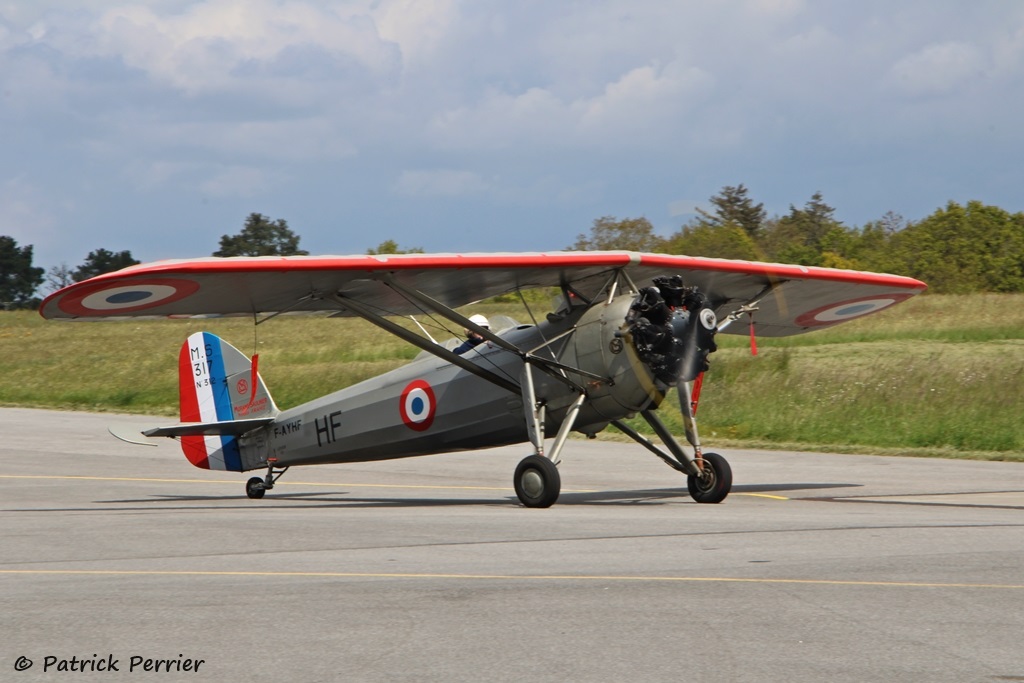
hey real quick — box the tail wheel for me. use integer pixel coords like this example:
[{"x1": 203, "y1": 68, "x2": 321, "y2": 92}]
[
  {"x1": 245, "y1": 476, "x2": 266, "y2": 499},
  {"x1": 514, "y1": 455, "x2": 561, "y2": 508},
  {"x1": 687, "y1": 452, "x2": 732, "y2": 504}
]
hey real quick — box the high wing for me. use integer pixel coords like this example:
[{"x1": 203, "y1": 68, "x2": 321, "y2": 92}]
[{"x1": 39, "y1": 251, "x2": 925, "y2": 336}]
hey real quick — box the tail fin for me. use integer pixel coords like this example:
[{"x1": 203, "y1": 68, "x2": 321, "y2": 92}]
[{"x1": 178, "y1": 331, "x2": 278, "y2": 471}]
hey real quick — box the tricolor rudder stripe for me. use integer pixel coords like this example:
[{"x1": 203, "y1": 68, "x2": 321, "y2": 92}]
[{"x1": 176, "y1": 331, "x2": 278, "y2": 471}]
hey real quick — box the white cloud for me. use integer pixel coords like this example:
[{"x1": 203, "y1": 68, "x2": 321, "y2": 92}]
[
  {"x1": 743, "y1": 0, "x2": 805, "y2": 16},
  {"x1": 3, "y1": 0, "x2": 1024, "y2": 263},
  {"x1": 373, "y1": 0, "x2": 459, "y2": 68},
  {"x1": 394, "y1": 169, "x2": 490, "y2": 198},
  {"x1": 123, "y1": 161, "x2": 201, "y2": 191},
  {"x1": 579, "y1": 62, "x2": 713, "y2": 139},
  {"x1": 886, "y1": 41, "x2": 988, "y2": 97},
  {"x1": 428, "y1": 58, "x2": 714, "y2": 151},
  {"x1": 429, "y1": 87, "x2": 566, "y2": 150},
  {"x1": 166, "y1": 118, "x2": 357, "y2": 162},
  {"x1": 991, "y1": 20, "x2": 1024, "y2": 77},
  {"x1": 81, "y1": 117, "x2": 358, "y2": 185},
  {"x1": 200, "y1": 165, "x2": 283, "y2": 198},
  {"x1": 0, "y1": 178, "x2": 61, "y2": 253},
  {"x1": 79, "y1": 0, "x2": 398, "y2": 95}
]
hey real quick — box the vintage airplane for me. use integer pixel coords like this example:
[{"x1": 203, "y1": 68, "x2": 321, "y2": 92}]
[{"x1": 40, "y1": 251, "x2": 926, "y2": 507}]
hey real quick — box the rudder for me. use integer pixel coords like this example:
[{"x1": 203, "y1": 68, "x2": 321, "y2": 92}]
[{"x1": 178, "y1": 331, "x2": 278, "y2": 471}]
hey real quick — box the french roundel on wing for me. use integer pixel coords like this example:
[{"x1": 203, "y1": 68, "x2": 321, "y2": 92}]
[
  {"x1": 58, "y1": 278, "x2": 201, "y2": 316},
  {"x1": 400, "y1": 380, "x2": 436, "y2": 431},
  {"x1": 794, "y1": 293, "x2": 916, "y2": 327}
]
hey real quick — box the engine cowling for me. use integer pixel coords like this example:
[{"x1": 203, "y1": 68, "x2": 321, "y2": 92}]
[{"x1": 560, "y1": 280, "x2": 718, "y2": 423}]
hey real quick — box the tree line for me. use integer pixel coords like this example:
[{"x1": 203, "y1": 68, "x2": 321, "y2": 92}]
[
  {"x1": 3, "y1": 192, "x2": 1023, "y2": 308},
  {"x1": 0, "y1": 213, "x2": 426, "y2": 309},
  {"x1": 572, "y1": 186, "x2": 1024, "y2": 294}
]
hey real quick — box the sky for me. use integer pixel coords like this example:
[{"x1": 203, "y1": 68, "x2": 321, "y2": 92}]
[{"x1": 2, "y1": 0, "x2": 1023, "y2": 273}]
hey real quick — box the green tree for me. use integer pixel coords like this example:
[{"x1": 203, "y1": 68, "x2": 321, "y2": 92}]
[
  {"x1": 570, "y1": 216, "x2": 666, "y2": 252},
  {"x1": 72, "y1": 248, "x2": 140, "y2": 282},
  {"x1": 367, "y1": 240, "x2": 424, "y2": 255},
  {"x1": 759, "y1": 192, "x2": 849, "y2": 266},
  {"x1": 0, "y1": 236, "x2": 44, "y2": 309},
  {"x1": 695, "y1": 184, "x2": 766, "y2": 239},
  {"x1": 892, "y1": 201, "x2": 1024, "y2": 293},
  {"x1": 845, "y1": 211, "x2": 909, "y2": 274},
  {"x1": 214, "y1": 213, "x2": 309, "y2": 257},
  {"x1": 664, "y1": 221, "x2": 760, "y2": 260}
]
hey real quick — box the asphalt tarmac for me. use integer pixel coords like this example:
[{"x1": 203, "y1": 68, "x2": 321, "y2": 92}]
[{"x1": 2, "y1": 407, "x2": 1023, "y2": 682}]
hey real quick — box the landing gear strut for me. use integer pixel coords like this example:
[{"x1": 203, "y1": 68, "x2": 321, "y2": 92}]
[
  {"x1": 244, "y1": 460, "x2": 288, "y2": 500},
  {"x1": 513, "y1": 364, "x2": 586, "y2": 508},
  {"x1": 610, "y1": 401, "x2": 733, "y2": 504}
]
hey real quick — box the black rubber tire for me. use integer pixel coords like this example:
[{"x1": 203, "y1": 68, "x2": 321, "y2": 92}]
[
  {"x1": 514, "y1": 455, "x2": 561, "y2": 508},
  {"x1": 687, "y1": 452, "x2": 732, "y2": 504},
  {"x1": 245, "y1": 476, "x2": 267, "y2": 499}
]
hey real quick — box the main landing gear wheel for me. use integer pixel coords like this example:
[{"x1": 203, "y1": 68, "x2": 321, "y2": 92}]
[
  {"x1": 514, "y1": 455, "x2": 561, "y2": 508},
  {"x1": 687, "y1": 452, "x2": 732, "y2": 504},
  {"x1": 245, "y1": 476, "x2": 266, "y2": 500}
]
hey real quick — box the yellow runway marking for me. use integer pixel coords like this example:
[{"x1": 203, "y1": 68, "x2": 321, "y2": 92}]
[{"x1": 0, "y1": 569, "x2": 1018, "y2": 589}]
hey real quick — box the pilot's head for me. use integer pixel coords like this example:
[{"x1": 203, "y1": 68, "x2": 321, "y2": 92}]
[{"x1": 466, "y1": 314, "x2": 490, "y2": 339}]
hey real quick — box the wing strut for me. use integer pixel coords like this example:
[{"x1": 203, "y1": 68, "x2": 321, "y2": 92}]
[
  {"x1": 382, "y1": 275, "x2": 526, "y2": 355},
  {"x1": 330, "y1": 292, "x2": 521, "y2": 395},
  {"x1": 380, "y1": 276, "x2": 609, "y2": 391}
]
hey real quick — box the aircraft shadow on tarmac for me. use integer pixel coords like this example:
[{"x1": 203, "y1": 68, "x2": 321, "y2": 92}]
[
  {"x1": 85, "y1": 482, "x2": 862, "y2": 510},
  {"x1": 733, "y1": 483, "x2": 862, "y2": 493},
  {"x1": 545, "y1": 482, "x2": 862, "y2": 505}
]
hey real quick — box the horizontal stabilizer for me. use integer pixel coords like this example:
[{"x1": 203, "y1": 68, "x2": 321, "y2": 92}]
[{"x1": 142, "y1": 417, "x2": 275, "y2": 438}]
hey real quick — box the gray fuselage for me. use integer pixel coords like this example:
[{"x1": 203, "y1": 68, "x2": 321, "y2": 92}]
[{"x1": 237, "y1": 295, "x2": 664, "y2": 471}]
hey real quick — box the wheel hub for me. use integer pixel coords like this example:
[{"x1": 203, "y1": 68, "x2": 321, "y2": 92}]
[
  {"x1": 521, "y1": 469, "x2": 544, "y2": 498},
  {"x1": 695, "y1": 468, "x2": 716, "y2": 492}
]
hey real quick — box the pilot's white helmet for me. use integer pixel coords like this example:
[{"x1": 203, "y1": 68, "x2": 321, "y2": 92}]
[{"x1": 469, "y1": 314, "x2": 489, "y2": 329}]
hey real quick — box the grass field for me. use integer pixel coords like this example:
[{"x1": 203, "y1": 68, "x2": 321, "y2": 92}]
[{"x1": 3, "y1": 293, "x2": 1022, "y2": 460}]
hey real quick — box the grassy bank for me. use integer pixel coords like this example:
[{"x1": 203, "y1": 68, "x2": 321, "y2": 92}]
[{"x1": 3, "y1": 294, "x2": 1022, "y2": 460}]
